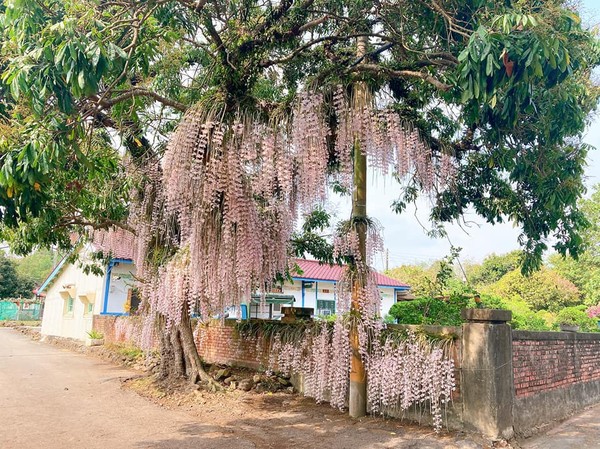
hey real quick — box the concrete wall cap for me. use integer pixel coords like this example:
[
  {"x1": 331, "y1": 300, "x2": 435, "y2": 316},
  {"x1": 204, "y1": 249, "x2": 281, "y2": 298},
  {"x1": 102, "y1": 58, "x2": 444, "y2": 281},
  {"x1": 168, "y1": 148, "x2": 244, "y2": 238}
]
[{"x1": 461, "y1": 308, "x2": 512, "y2": 323}]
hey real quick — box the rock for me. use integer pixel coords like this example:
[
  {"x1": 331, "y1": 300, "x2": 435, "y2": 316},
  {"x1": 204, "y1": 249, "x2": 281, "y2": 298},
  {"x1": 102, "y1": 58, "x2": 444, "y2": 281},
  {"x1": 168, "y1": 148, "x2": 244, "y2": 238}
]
[
  {"x1": 253, "y1": 374, "x2": 262, "y2": 383},
  {"x1": 286, "y1": 386, "x2": 294, "y2": 394},
  {"x1": 276, "y1": 376, "x2": 290, "y2": 386},
  {"x1": 255, "y1": 383, "x2": 268, "y2": 393},
  {"x1": 214, "y1": 368, "x2": 230, "y2": 380},
  {"x1": 237, "y1": 378, "x2": 254, "y2": 391},
  {"x1": 223, "y1": 376, "x2": 235, "y2": 385}
]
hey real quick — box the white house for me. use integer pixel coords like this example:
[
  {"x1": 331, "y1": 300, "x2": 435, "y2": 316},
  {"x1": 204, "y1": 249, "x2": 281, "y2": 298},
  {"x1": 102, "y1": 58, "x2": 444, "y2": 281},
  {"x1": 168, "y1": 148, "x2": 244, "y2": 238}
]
[
  {"x1": 244, "y1": 259, "x2": 410, "y2": 319},
  {"x1": 281, "y1": 258, "x2": 409, "y2": 317},
  {"x1": 39, "y1": 248, "x2": 409, "y2": 339},
  {"x1": 38, "y1": 243, "x2": 136, "y2": 341}
]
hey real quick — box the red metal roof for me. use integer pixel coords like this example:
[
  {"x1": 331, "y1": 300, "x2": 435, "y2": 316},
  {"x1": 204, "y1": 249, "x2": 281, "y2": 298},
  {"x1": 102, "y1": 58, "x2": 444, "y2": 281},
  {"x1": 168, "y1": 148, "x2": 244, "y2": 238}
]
[{"x1": 293, "y1": 259, "x2": 409, "y2": 288}]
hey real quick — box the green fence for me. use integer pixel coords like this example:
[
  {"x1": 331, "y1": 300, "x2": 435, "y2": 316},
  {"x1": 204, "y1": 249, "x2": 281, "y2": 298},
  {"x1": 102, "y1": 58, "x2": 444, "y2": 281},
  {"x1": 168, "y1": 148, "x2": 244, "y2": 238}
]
[{"x1": 0, "y1": 301, "x2": 41, "y2": 321}]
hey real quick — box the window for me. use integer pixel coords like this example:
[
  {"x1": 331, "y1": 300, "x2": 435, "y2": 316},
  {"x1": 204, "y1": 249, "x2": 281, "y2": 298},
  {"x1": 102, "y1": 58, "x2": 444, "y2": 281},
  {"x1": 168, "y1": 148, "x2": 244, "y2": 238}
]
[
  {"x1": 250, "y1": 303, "x2": 273, "y2": 319},
  {"x1": 64, "y1": 297, "x2": 74, "y2": 315},
  {"x1": 86, "y1": 302, "x2": 94, "y2": 315},
  {"x1": 316, "y1": 300, "x2": 335, "y2": 316}
]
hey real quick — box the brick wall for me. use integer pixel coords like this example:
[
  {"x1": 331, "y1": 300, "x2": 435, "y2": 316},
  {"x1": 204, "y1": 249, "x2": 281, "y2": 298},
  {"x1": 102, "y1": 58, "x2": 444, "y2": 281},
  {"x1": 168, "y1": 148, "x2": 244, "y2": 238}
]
[
  {"x1": 93, "y1": 315, "x2": 126, "y2": 343},
  {"x1": 92, "y1": 314, "x2": 145, "y2": 346},
  {"x1": 195, "y1": 320, "x2": 269, "y2": 370},
  {"x1": 513, "y1": 331, "x2": 600, "y2": 398},
  {"x1": 512, "y1": 331, "x2": 600, "y2": 436},
  {"x1": 91, "y1": 313, "x2": 600, "y2": 439}
]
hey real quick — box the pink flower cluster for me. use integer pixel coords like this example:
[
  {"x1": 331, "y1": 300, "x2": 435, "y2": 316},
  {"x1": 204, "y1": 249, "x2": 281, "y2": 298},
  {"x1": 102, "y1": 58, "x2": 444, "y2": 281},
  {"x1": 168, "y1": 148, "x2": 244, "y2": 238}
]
[
  {"x1": 263, "y1": 318, "x2": 351, "y2": 410},
  {"x1": 257, "y1": 320, "x2": 455, "y2": 431},
  {"x1": 326, "y1": 87, "x2": 457, "y2": 194},
  {"x1": 365, "y1": 331, "x2": 455, "y2": 431},
  {"x1": 587, "y1": 305, "x2": 600, "y2": 319}
]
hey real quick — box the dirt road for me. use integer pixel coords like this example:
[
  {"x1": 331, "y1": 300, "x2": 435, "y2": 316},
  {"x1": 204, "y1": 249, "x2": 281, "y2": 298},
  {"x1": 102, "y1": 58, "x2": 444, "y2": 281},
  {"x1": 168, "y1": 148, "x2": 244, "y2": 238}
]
[{"x1": 1, "y1": 327, "x2": 491, "y2": 449}]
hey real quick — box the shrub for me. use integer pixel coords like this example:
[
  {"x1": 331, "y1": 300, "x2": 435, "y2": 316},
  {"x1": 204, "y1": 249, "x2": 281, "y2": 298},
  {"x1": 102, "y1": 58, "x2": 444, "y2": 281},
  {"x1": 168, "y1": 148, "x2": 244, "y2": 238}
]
[
  {"x1": 555, "y1": 306, "x2": 599, "y2": 332},
  {"x1": 389, "y1": 294, "x2": 469, "y2": 326}
]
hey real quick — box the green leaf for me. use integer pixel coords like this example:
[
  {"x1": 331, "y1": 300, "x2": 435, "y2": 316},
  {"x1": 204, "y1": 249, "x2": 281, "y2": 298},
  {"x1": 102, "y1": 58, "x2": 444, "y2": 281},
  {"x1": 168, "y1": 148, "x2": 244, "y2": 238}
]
[{"x1": 78, "y1": 70, "x2": 85, "y2": 90}]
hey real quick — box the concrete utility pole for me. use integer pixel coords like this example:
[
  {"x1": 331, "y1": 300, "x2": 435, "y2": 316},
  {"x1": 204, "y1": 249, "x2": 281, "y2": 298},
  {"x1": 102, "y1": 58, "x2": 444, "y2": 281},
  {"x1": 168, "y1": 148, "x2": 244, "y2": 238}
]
[{"x1": 349, "y1": 35, "x2": 368, "y2": 419}]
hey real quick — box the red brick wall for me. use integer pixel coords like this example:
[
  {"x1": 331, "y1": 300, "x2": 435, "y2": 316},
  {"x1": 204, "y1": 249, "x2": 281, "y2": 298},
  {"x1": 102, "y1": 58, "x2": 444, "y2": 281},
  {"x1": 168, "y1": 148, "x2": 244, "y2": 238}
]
[
  {"x1": 513, "y1": 332, "x2": 600, "y2": 398},
  {"x1": 195, "y1": 320, "x2": 270, "y2": 370},
  {"x1": 92, "y1": 314, "x2": 144, "y2": 346},
  {"x1": 93, "y1": 315, "x2": 127, "y2": 344}
]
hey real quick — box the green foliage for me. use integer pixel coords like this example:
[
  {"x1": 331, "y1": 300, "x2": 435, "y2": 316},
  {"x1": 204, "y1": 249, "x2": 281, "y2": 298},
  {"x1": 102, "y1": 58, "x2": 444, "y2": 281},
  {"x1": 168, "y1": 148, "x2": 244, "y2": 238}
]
[
  {"x1": 86, "y1": 330, "x2": 103, "y2": 339},
  {"x1": 389, "y1": 294, "x2": 470, "y2": 326},
  {"x1": 0, "y1": 252, "x2": 35, "y2": 299},
  {"x1": 290, "y1": 208, "x2": 337, "y2": 264},
  {"x1": 555, "y1": 306, "x2": 598, "y2": 332},
  {"x1": 12, "y1": 249, "x2": 55, "y2": 284},
  {"x1": 0, "y1": 0, "x2": 596, "y2": 279},
  {"x1": 466, "y1": 251, "x2": 522, "y2": 286},
  {"x1": 113, "y1": 344, "x2": 143, "y2": 360},
  {"x1": 485, "y1": 267, "x2": 581, "y2": 311},
  {"x1": 549, "y1": 185, "x2": 600, "y2": 306},
  {"x1": 386, "y1": 248, "x2": 469, "y2": 298},
  {"x1": 386, "y1": 264, "x2": 437, "y2": 298},
  {"x1": 511, "y1": 309, "x2": 552, "y2": 331}
]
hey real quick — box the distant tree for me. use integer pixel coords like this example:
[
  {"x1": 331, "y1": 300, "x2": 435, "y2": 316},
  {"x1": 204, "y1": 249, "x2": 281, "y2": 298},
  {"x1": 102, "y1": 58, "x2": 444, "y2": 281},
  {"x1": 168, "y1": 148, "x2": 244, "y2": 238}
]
[
  {"x1": 386, "y1": 264, "x2": 437, "y2": 298},
  {"x1": 466, "y1": 251, "x2": 522, "y2": 286},
  {"x1": 12, "y1": 249, "x2": 55, "y2": 285},
  {"x1": 549, "y1": 185, "x2": 600, "y2": 305},
  {"x1": 485, "y1": 267, "x2": 581, "y2": 311},
  {"x1": 0, "y1": 253, "x2": 35, "y2": 299},
  {"x1": 387, "y1": 248, "x2": 468, "y2": 297}
]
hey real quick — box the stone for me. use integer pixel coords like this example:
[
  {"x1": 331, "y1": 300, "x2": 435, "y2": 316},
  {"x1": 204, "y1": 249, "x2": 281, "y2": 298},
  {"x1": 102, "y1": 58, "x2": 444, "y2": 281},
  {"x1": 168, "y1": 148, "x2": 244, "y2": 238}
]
[
  {"x1": 253, "y1": 374, "x2": 262, "y2": 383},
  {"x1": 276, "y1": 376, "x2": 290, "y2": 386},
  {"x1": 237, "y1": 378, "x2": 254, "y2": 391},
  {"x1": 214, "y1": 368, "x2": 230, "y2": 380},
  {"x1": 461, "y1": 308, "x2": 512, "y2": 323},
  {"x1": 223, "y1": 376, "x2": 235, "y2": 385}
]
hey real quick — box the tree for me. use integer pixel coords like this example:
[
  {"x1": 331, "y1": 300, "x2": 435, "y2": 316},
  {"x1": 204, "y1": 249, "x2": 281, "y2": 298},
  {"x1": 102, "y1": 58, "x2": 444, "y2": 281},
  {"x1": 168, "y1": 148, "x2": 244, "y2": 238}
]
[
  {"x1": 0, "y1": 0, "x2": 598, "y2": 418},
  {"x1": 484, "y1": 267, "x2": 581, "y2": 311},
  {"x1": 0, "y1": 253, "x2": 35, "y2": 299},
  {"x1": 549, "y1": 184, "x2": 600, "y2": 305},
  {"x1": 466, "y1": 251, "x2": 522, "y2": 286},
  {"x1": 12, "y1": 249, "x2": 55, "y2": 285}
]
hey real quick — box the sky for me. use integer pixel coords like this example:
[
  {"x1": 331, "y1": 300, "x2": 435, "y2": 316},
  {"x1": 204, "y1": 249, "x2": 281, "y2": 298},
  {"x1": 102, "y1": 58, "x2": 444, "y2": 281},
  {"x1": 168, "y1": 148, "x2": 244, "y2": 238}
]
[{"x1": 332, "y1": 0, "x2": 600, "y2": 271}]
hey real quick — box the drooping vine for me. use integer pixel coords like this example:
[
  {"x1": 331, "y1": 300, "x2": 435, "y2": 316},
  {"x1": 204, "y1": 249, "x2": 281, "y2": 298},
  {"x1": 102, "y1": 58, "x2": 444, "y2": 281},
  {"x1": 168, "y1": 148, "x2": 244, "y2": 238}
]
[{"x1": 94, "y1": 86, "x2": 458, "y2": 418}]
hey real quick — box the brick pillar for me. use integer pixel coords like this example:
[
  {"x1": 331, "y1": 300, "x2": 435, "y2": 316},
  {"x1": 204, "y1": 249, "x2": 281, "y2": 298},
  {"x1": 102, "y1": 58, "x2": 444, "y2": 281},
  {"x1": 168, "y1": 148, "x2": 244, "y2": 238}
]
[{"x1": 461, "y1": 308, "x2": 514, "y2": 440}]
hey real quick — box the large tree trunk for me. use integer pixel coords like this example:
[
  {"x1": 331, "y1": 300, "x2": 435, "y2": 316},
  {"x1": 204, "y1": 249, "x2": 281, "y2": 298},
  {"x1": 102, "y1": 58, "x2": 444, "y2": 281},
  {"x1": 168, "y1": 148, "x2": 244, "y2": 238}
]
[{"x1": 157, "y1": 306, "x2": 218, "y2": 387}]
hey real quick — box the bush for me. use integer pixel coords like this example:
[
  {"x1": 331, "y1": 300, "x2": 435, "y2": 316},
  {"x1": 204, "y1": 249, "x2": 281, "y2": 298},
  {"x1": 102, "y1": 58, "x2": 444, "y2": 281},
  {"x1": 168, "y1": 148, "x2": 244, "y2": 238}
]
[
  {"x1": 389, "y1": 294, "x2": 469, "y2": 326},
  {"x1": 511, "y1": 310, "x2": 551, "y2": 330},
  {"x1": 555, "y1": 306, "x2": 599, "y2": 332}
]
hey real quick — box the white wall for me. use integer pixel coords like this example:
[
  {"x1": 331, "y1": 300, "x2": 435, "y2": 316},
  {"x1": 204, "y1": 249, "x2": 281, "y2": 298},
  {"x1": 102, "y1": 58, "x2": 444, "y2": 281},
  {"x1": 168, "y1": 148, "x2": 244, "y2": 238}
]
[
  {"x1": 380, "y1": 287, "x2": 396, "y2": 317},
  {"x1": 41, "y1": 248, "x2": 137, "y2": 341},
  {"x1": 41, "y1": 256, "x2": 105, "y2": 341},
  {"x1": 281, "y1": 279, "x2": 401, "y2": 318},
  {"x1": 103, "y1": 262, "x2": 136, "y2": 314}
]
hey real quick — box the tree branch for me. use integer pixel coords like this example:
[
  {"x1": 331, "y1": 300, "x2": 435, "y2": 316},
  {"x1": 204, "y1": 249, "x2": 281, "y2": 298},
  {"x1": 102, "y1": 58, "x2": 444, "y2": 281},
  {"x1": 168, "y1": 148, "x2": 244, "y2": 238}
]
[
  {"x1": 354, "y1": 64, "x2": 453, "y2": 91},
  {"x1": 102, "y1": 88, "x2": 187, "y2": 112}
]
